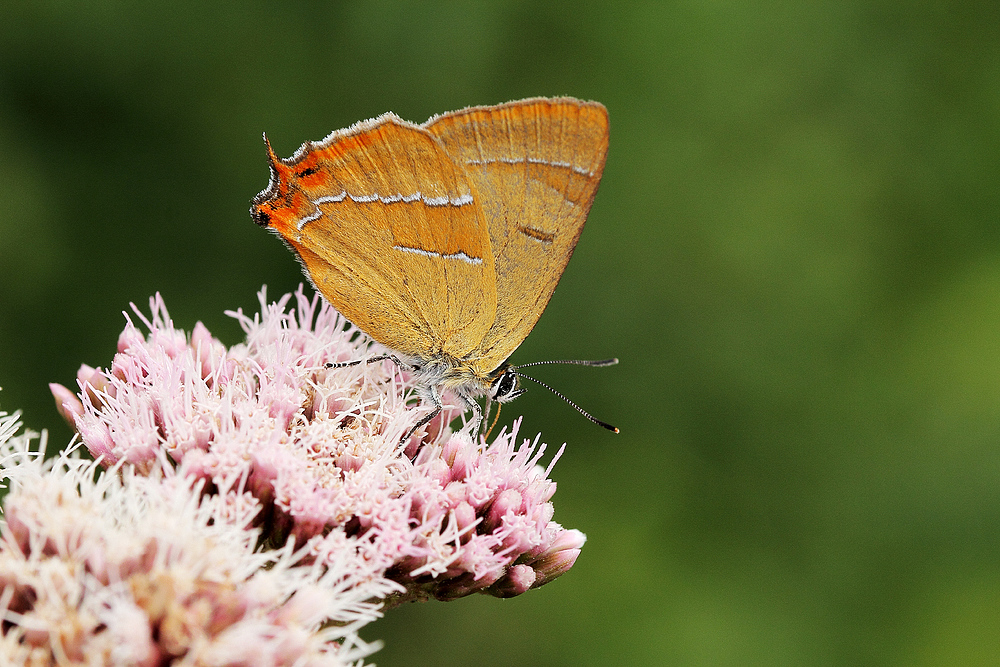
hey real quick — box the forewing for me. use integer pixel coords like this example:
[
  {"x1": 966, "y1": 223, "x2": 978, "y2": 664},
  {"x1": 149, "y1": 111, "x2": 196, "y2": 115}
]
[
  {"x1": 251, "y1": 115, "x2": 498, "y2": 359},
  {"x1": 424, "y1": 97, "x2": 609, "y2": 371}
]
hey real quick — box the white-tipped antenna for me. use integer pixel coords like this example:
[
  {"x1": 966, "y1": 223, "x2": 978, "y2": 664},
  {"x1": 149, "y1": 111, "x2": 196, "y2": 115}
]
[{"x1": 513, "y1": 358, "x2": 619, "y2": 433}]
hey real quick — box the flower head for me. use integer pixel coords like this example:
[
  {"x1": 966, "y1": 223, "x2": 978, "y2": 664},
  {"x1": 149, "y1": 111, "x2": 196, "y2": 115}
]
[
  {"x1": 0, "y1": 406, "x2": 390, "y2": 666},
  {"x1": 53, "y1": 287, "x2": 585, "y2": 604}
]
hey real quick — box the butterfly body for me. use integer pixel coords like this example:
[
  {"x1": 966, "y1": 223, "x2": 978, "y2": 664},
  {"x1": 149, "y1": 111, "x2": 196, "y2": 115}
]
[{"x1": 251, "y1": 97, "x2": 609, "y2": 439}]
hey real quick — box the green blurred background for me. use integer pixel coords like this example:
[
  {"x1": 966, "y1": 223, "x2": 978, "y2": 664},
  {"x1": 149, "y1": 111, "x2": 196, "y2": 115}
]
[{"x1": 2, "y1": 1, "x2": 999, "y2": 664}]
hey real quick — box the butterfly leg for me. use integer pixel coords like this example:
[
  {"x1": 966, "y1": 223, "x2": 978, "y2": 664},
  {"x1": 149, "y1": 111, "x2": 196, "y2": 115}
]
[
  {"x1": 327, "y1": 354, "x2": 415, "y2": 371},
  {"x1": 456, "y1": 393, "x2": 484, "y2": 440},
  {"x1": 400, "y1": 384, "x2": 443, "y2": 445}
]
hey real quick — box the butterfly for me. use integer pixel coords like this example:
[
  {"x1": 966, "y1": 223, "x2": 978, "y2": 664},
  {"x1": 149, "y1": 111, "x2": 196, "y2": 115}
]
[{"x1": 250, "y1": 97, "x2": 616, "y2": 442}]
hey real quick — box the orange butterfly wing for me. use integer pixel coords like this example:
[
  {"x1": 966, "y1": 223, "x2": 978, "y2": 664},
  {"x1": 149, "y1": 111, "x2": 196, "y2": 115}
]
[
  {"x1": 251, "y1": 115, "x2": 498, "y2": 360},
  {"x1": 424, "y1": 98, "x2": 609, "y2": 373}
]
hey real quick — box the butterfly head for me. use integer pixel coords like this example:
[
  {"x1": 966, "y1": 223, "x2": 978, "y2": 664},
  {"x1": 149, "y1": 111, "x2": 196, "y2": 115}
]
[
  {"x1": 488, "y1": 359, "x2": 621, "y2": 434},
  {"x1": 488, "y1": 364, "x2": 526, "y2": 404}
]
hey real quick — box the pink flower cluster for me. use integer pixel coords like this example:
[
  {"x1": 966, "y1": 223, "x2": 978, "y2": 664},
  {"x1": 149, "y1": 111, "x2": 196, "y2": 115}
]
[
  {"x1": 0, "y1": 410, "x2": 389, "y2": 666},
  {"x1": 51, "y1": 287, "x2": 585, "y2": 605}
]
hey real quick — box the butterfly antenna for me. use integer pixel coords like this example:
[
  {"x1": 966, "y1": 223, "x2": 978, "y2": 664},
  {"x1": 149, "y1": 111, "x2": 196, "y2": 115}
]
[
  {"x1": 514, "y1": 358, "x2": 619, "y2": 370},
  {"x1": 513, "y1": 371, "x2": 619, "y2": 433}
]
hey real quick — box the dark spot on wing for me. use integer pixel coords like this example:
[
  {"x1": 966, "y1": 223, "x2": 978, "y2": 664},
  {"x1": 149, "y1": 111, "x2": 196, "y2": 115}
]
[{"x1": 518, "y1": 225, "x2": 555, "y2": 243}]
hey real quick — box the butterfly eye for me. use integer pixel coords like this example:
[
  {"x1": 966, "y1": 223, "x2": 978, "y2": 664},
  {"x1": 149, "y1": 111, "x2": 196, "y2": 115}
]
[{"x1": 490, "y1": 369, "x2": 524, "y2": 403}]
